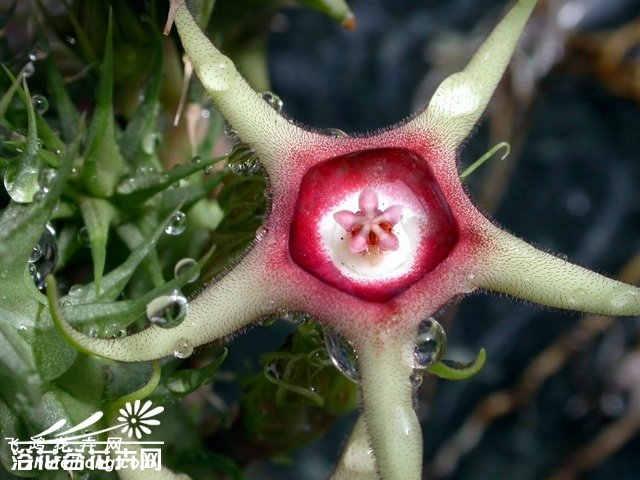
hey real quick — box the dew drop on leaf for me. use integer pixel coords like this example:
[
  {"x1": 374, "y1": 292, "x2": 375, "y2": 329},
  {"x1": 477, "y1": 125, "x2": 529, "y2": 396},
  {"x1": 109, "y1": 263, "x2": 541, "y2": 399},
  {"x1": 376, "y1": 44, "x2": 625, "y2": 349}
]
[
  {"x1": 174, "y1": 258, "x2": 200, "y2": 283},
  {"x1": 77, "y1": 227, "x2": 90, "y2": 247},
  {"x1": 324, "y1": 329, "x2": 359, "y2": 382},
  {"x1": 23, "y1": 62, "x2": 35, "y2": 78},
  {"x1": 31, "y1": 94, "x2": 49, "y2": 115},
  {"x1": 141, "y1": 132, "x2": 160, "y2": 155},
  {"x1": 165, "y1": 211, "x2": 187, "y2": 235},
  {"x1": 146, "y1": 292, "x2": 188, "y2": 328},
  {"x1": 227, "y1": 144, "x2": 260, "y2": 176},
  {"x1": 28, "y1": 223, "x2": 57, "y2": 290},
  {"x1": 413, "y1": 318, "x2": 447, "y2": 369},
  {"x1": 38, "y1": 168, "x2": 56, "y2": 194}
]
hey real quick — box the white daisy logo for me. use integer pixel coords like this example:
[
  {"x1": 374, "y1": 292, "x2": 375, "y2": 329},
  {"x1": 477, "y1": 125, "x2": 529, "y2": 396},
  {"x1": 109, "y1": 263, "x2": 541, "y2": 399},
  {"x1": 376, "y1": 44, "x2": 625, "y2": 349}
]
[{"x1": 116, "y1": 399, "x2": 164, "y2": 439}]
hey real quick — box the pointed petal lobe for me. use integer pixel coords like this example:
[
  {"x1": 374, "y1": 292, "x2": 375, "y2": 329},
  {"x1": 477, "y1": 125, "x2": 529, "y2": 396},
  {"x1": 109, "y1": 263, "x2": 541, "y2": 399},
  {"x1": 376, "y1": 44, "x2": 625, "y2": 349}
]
[
  {"x1": 407, "y1": 0, "x2": 537, "y2": 148},
  {"x1": 476, "y1": 227, "x2": 640, "y2": 316}
]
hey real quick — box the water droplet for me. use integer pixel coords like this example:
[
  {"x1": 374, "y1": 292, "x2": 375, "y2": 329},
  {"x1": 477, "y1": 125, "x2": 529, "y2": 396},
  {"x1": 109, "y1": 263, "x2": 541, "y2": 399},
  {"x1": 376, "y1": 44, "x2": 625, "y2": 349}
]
[
  {"x1": 31, "y1": 94, "x2": 49, "y2": 115},
  {"x1": 174, "y1": 258, "x2": 199, "y2": 283},
  {"x1": 146, "y1": 292, "x2": 188, "y2": 328},
  {"x1": 324, "y1": 128, "x2": 349, "y2": 138},
  {"x1": 165, "y1": 211, "x2": 187, "y2": 235},
  {"x1": 142, "y1": 132, "x2": 160, "y2": 155},
  {"x1": 255, "y1": 226, "x2": 269, "y2": 241},
  {"x1": 227, "y1": 144, "x2": 260, "y2": 175},
  {"x1": 68, "y1": 284, "x2": 85, "y2": 297},
  {"x1": 4, "y1": 156, "x2": 40, "y2": 203},
  {"x1": 224, "y1": 122, "x2": 238, "y2": 139},
  {"x1": 28, "y1": 43, "x2": 48, "y2": 62},
  {"x1": 261, "y1": 91, "x2": 283, "y2": 113},
  {"x1": 173, "y1": 338, "x2": 193, "y2": 359},
  {"x1": 87, "y1": 327, "x2": 99, "y2": 338},
  {"x1": 23, "y1": 62, "x2": 35, "y2": 78},
  {"x1": 414, "y1": 318, "x2": 447, "y2": 369},
  {"x1": 77, "y1": 227, "x2": 91, "y2": 247},
  {"x1": 19, "y1": 325, "x2": 28, "y2": 331},
  {"x1": 66, "y1": 36, "x2": 77, "y2": 45},
  {"x1": 204, "y1": 165, "x2": 213, "y2": 175},
  {"x1": 29, "y1": 243, "x2": 43, "y2": 263},
  {"x1": 38, "y1": 168, "x2": 56, "y2": 194},
  {"x1": 324, "y1": 329, "x2": 359, "y2": 382},
  {"x1": 206, "y1": 57, "x2": 236, "y2": 91},
  {"x1": 410, "y1": 373, "x2": 423, "y2": 388},
  {"x1": 28, "y1": 224, "x2": 57, "y2": 290},
  {"x1": 112, "y1": 329, "x2": 126, "y2": 339},
  {"x1": 201, "y1": 109, "x2": 211, "y2": 119}
]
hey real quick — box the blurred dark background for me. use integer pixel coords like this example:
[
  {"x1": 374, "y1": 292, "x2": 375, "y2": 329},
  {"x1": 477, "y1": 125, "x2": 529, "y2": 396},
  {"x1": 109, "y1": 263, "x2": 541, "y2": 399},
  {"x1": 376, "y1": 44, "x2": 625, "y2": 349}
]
[{"x1": 243, "y1": 0, "x2": 640, "y2": 478}]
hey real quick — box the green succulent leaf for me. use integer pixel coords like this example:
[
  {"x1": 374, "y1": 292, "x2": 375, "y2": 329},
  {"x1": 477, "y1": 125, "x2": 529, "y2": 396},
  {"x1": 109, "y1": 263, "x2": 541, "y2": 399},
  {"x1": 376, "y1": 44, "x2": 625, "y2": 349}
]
[
  {"x1": 80, "y1": 10, "x2": 126, "y2": 197},
  {"x1": 78, "y1": 196, "x2": 117, "y2": 294}
]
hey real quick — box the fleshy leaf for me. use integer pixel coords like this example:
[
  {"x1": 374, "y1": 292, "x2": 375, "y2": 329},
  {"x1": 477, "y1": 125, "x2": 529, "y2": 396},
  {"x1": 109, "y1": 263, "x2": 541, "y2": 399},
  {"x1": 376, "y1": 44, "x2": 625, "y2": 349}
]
[
  {"x1": 3, "y1": 79, "x2": 41, "y2": 203},
  {"x1": 78, "y1": 196, "x2": 117, "y2": 294},
  {"x1": 80, "y1": 10, "x2": 126, "y2": 197},
  {"x1": 33, "y1": 307, "x2": 77, "y2": 382}
]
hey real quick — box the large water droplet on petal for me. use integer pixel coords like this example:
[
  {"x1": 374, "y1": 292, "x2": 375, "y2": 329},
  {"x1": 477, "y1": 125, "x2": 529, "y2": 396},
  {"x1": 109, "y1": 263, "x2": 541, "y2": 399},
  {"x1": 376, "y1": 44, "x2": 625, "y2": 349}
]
[
  {"x1": 165, "y1": 211, "x2": 187, "y2": 235},
  {"x1": 414, "y1": 318, "x2": 447, "y2": 369},
  {"x1": 146, "y1": 292, "x2": 188, "y2": 328},
  {"x1": 324, "y1": 329, "x2": 359, "y2": 382},
  {"x1": 173, "y1": 338, "x2": 193, "y2": 359}
]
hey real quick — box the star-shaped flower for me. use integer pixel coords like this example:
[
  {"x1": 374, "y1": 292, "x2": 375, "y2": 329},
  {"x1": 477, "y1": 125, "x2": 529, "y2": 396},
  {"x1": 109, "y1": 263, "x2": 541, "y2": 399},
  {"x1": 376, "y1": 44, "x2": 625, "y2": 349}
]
[{"x1": 53, "y1": 0, "x2": 640, "y2": 478}]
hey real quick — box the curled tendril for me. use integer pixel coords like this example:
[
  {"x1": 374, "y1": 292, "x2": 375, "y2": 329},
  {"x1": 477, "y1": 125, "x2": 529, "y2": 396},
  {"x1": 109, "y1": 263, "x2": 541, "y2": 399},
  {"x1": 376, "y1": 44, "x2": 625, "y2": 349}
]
[{"x1": 460, "y1": 142, "x2": 511, "y2": 180}]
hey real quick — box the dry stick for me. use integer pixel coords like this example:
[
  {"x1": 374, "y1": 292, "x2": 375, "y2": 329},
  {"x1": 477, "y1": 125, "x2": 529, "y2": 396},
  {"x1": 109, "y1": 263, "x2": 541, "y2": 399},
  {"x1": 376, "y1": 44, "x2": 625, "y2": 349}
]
[{"x1": 432, "y1": 252, "x2": 640, "y2": 478}]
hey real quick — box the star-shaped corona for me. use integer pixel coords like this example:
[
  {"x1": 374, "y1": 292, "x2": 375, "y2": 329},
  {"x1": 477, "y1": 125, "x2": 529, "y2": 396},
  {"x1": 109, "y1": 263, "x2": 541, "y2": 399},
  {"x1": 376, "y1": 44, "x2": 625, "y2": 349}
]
[{"x1": 52, "y1": 0, "x2": 640, "y2": 478}]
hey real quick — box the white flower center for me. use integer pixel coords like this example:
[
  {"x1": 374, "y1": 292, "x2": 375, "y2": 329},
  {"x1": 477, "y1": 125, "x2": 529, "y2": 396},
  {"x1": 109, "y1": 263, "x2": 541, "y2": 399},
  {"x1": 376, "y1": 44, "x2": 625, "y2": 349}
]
[{"x1": 320, "y1": 188, "x2": 422, "y2": 281}]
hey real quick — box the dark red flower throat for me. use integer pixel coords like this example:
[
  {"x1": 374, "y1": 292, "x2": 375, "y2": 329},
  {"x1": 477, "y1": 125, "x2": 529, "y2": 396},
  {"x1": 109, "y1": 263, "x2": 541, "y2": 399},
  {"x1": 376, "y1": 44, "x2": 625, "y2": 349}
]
[{"x1": 289, "y1": 148, "x2": 458, "y2": 303}]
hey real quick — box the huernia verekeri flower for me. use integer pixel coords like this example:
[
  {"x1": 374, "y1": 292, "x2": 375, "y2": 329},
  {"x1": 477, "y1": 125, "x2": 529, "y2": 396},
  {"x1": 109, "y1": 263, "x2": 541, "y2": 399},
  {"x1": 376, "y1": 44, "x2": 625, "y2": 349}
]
[{"x1": 53, "y1": 0, "x2": 640, "y2": 478}]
